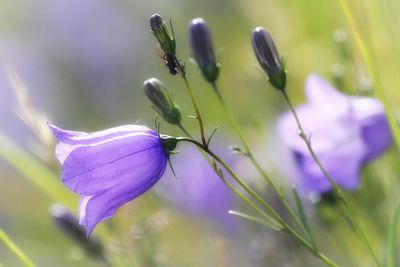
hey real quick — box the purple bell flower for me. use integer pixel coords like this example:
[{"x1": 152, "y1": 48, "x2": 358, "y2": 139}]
[
  {"x1": 49, "y1": 124, "x2": 171, "y2": 235},
  {"x1": 278, "y1": 74, "x2": 392, "y2": 192}
]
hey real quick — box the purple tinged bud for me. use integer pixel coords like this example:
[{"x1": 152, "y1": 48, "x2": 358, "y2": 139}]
[
  {"x1": 150, "y1": 14, "x2": 163, "y2": 31},
  {"x1": 252, "y1": 27, "x2": 286, "y2": 90},
  {"x1": 188, "y1": 18, "x2": 220, "y2": 83},
  {"x1": 143, "y1": 78, "x2": 181, "y2": 125},
  {"x1": 50, "y1": 204, "x2": 104, "y2": 258},
  {"x1": 150, "y1": 13, "x2": 176, "y2": 55}
]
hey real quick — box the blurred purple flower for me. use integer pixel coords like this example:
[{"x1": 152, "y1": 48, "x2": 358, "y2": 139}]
[
  {"x1": 158, "y1": 143, "x2": 237, "y2": 233},
  {"x1": 278, "y1": 74, "x2": 392, "y2": 192},
  {"x1": 49, "y1": 124, "x2": 169, "y2": 235}
]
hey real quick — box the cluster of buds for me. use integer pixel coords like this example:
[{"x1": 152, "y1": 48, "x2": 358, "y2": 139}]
[{"x1": 146, "y1": 14, "x2": 287, "y2": 125}]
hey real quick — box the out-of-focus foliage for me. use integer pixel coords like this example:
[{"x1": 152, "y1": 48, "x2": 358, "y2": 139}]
[{"x1": 1, "y1": 0, "x2": 399, "y2": 266}]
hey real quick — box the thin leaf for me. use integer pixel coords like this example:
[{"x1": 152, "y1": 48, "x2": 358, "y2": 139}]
[
  {"x1": 0, "y1": 133, "x2": 76, "y2": 207},
  {"x1": 0, "y1": 227, "x2": 36, "y2": 267},
  {"x1": 228, "y1": 210, "x2": 283, "y2": 231},
  {"x1": 387, "y1": 197, "x2": 400, "y2": 267},
  {"x1": 292, "y1": 188, "x2": 316, "y2": 248}
]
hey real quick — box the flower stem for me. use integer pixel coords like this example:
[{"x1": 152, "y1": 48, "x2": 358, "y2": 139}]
[
  {"x1": 181, "y1": 76, "x2": 207, "y2": 147},
  {"x1": 177, "y1": 123, "x2": 192, "y2": 138},
  {"x1": 281, "y1": 90, "x2": 341, "y2": 194},
  {"x1": 177, "y1": 137, "x2": 339, "y2": 267},
  {"x1": 211, "y1": 83, "x2": 312, "y2": 242},
  {"x1": 0, "y1": 227, "x2": 36, "y2": 267},
  {"x1": 281, "y1": 90, "x2": 381, "y2": 267}
]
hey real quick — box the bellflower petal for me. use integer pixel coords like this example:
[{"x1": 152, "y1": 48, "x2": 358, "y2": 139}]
[
  {"x1": 278, "y1": 74, "x2": 392, "y2": 192},
  {"x1": 351, "y1": 97, "x2": 393, "y2": 162},
  {"x1": 50, "y1": 124, "x2": 168, "y2": 234},
  {"x1": 305, "y1": 74, "x2": 348, "y2": 114}
]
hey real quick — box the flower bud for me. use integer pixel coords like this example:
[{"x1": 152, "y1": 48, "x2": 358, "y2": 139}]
[
  {"x1": 150, "y1": 14, "x2": 176, "y2": 55},
  {"x1": 252, "y1": 27, "x2": 286, "y2": 90},
  {"x1": 50, "y1": 204, "x2": 104, "y2": 259},
  {"x1": 189, "y1": 18, "x2": 220, "y2": 83},
  {"x1": 143, "y1": 78, "x2": 181, "y2": 125}
]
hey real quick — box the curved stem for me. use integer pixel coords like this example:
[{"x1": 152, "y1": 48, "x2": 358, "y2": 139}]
[
  {"x1": 281, "y1": 90, "x2": 381, "y2": 267},
  {"x1": 177, "y1": 137, "x2": 339, "y2": 267},
  {"x1": 281, "y1": 90, "x2": 342, "y2": 194},
  {"x1": 181, "y1": 76, "x2": 207, "y2": 147},
  {"x1": 177, "y1": 137, "x2": 281, "y2": 220},
  {"x1": 211, "y1": 83, "x2": 310, "y2": 239}
]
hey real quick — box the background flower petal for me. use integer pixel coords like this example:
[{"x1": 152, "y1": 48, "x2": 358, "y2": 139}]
[
  {"x1": 293, "y1": 134, "x2": 366, "y2": 192},
  {"x1": 278, "y1": 102, "x2": 359, "y2": 154},
  {"x1": 351, "y1": 97, "x2": 393, "y2": 162},
  {"x1": 305, "y1": 74, "x2": 349, "y2": 115}
]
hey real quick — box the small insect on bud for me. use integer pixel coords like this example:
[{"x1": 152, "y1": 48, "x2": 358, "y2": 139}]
[
  {"x1": 50, "y1": 204, "x2": 104, "y2": 259},
  {"x1": 150, "y1": 13, "x2": 176, "y2": 55},
  {"x1": 143, "y1": 78, "x2": 181, "y2": 125},
  {"x1": 188, "y1": 18, "x2": 220, "y2": 83},
  {"x1": 252, "y1": 27, "x2": 286, "y2": 90}
]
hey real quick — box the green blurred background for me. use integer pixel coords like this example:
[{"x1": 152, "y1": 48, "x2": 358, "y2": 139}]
[{"x1": 1, "y1": 0, "x2": 399, "y2": 266}]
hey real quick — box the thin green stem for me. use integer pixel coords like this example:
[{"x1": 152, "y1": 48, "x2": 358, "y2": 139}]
[
  {"x1": 0, "y1": 228, "x2": 36, "y2": 267},
  {"x1": 281, "y1": 90, "x2": 381, "y2": 267},
  {"x1": 212, "y1": 164, "x2": 283, "y2": 230},
  {"x1": 176, "y1": 122, "x2": 277, "y2": 227},
  {"x1": 177, "y1": 137, "x2": 281, "y2": 219},
  {"x1": 284, "y1": 226, "x2": 339, "y2": 267},
  {"x1": 181, "y1": 76, "x2": 207, "y2": 147},
  {"x1": 281, "y1": 91, "x2": 342, "y2": 195},
  {"x1": 177, "y1": 123, "x2": 192, "y2": 138},
  {"x1": 177, "y1": 137, "x2": 339, "y2": 267},
  {"x1": 207, "y1": 145, "x2": 283, "y2": 222},
  {"x1": 211, "y1": 83, "x2": 310, "y2": 240}
]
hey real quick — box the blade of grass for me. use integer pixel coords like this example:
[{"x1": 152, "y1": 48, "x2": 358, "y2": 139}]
[
  {"x1": 0, "y1": 227, "x2": 36, "y2": 267},
  {"x1": 386, "y1": 197, "x2": 400, "y2": 267},
  {"x1": 0, "y1": 133, "x2": 76, "y2": 207},
  {"x1": 292, "y1": 188, "x2": 316, "y2": 249},
  {"x1": 337, "y1": 0, "x2": 400, "y2": 150}
]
